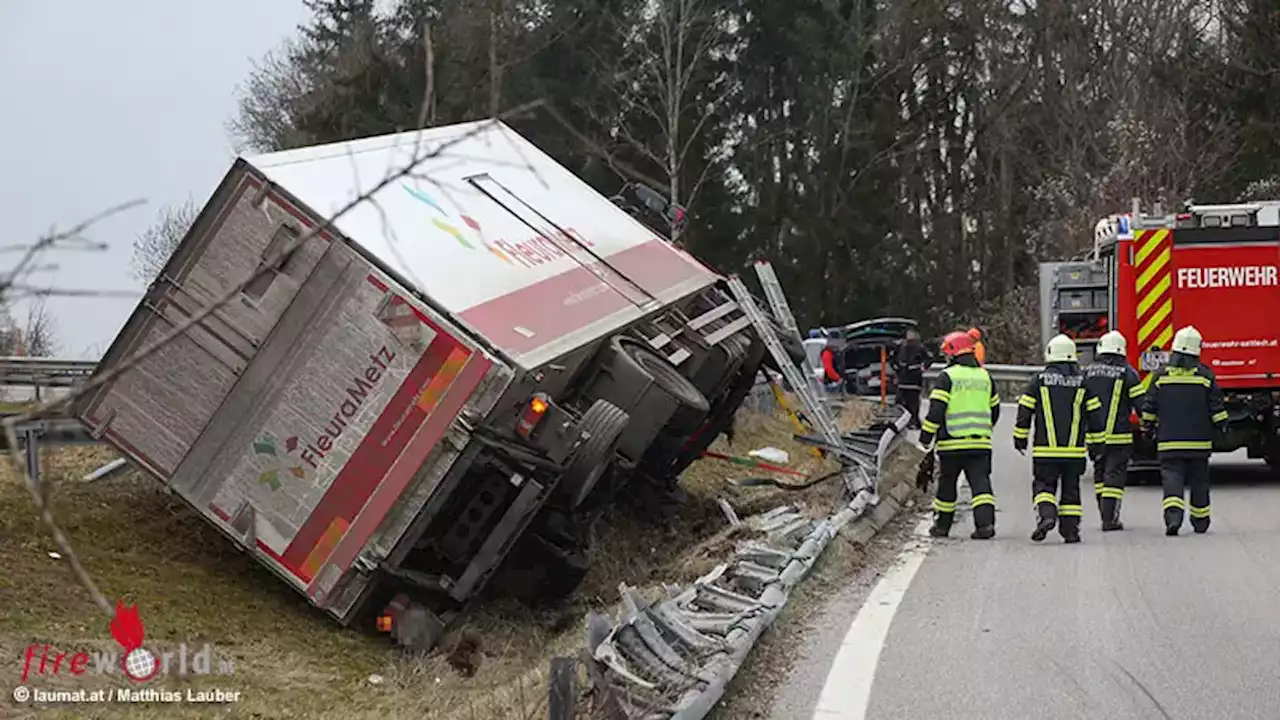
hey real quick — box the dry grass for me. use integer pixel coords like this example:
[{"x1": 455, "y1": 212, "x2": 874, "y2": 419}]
[{"x1": 0, "y1": 399, "x2": 880, "y2": 719}]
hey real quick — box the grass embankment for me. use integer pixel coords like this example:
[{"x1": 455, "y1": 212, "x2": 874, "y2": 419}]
[{"x1": 0, "y1": 401, "x2": 881, "y2": 719}]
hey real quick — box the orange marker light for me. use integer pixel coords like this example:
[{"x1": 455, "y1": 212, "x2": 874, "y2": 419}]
[
  {"x1": 517, "y1": 393, "x2": 553, "y2": 438},
  {"x1": 377, "y1": 615, "x2": 393, "y2": 632},
  {"x1": 530, "y1": 396, "x2": 549, "y2": 414}
]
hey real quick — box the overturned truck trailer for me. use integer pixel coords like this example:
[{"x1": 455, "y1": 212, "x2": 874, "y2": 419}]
[{"x1": 74, "y1": 120, "x2": 779, "y2": 649}]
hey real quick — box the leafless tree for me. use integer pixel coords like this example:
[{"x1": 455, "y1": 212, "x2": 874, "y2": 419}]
[
  {"x1": 585, "y1": 0, "x2": 730, "y2": 244},
  {"x1": 131, "y1": 199, "x2": 199, "y2": 283}
]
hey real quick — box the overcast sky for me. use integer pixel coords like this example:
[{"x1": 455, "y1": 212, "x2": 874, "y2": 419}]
[{"x1": 0, "y1": 1, "x2": 312, "y2": 359}]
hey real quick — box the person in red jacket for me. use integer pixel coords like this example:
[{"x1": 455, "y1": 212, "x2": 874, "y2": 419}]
[{"x1": 820, "y1": 343, "x2": 841, "y2": 387}]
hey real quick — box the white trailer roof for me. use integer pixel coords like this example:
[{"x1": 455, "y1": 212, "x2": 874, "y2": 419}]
[{"x1": 246, "y1": 120, "x2": 717, "y2": 367}]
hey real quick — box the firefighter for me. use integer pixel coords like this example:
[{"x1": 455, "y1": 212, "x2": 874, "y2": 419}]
[
  {"x1": 1140, "y1": 325, "x2": 1228, "y2": 536},
  {"x1": 893, "y1": 328, "x2": 929, "y2": 430},
  {"x1": 919, "y1": 331, "x2": 1001, "y2": 539},
  {"x1": 1013, "y1": 334, "x2": 1105, "y2": 544},
  {"x1": 1083, "y1": 330, "x2": 1145, "y2": 531},
  {"x1": 967, "y1": 327, "x2": 987, "y2": 365}
]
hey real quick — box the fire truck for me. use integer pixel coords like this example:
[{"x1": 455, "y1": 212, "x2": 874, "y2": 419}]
[{"x1": 1042, "y1": 199, "x2": 1280, "y2": 474}]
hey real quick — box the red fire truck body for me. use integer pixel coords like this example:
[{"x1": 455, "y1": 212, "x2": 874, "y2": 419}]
[{"x1": 1097, "y1": 202, "x2": 1280, "y2": 468}]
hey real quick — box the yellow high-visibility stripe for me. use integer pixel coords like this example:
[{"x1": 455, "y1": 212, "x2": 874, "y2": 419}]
[
  {"x1": 1159, "y1": 440, "x2": 1212, "y2": 451},
  {"x1": 1163, "y1": 496, "x2": 1186, "y2": 509},
  {"x1": 1033, "y1": 447, "x2": 1087, "y2": 458},
  {"x1": 1136, "y1": 273, "x2": 1170, "y2": 317},
  {"x1": 930, "y1": 389, "x2": 951, "y2": 402},
  {"x1": 1070, "y1": 389, "x2": 1084, "y2": 446},
  {"x1": 1134, "y1": 229, "x2": 1164, "y2": 266},
  {"x1": 1138, "y1": 298, "x2": 1173, "y2": 344},
  {"x1": 1034, "y1": 492, "x2": 1058, "y2": 506},
  {"x1": 971, "y1": 493, "x2": 996, "y2": 508},
  {"x1": 921, "y1": 419, "x2": 940, "y2": 433},
  {"x1": 1105, "y1": 380, "x2": 1122, "y2": 437},
  {"x1": 1100, "y1": 487, "x2": 1125, "y2": 499},
  {"x1": 1136, "y1": 247, "x2": 1170, "y2": 292},
  {"x1": 933, "y1": 498, "x2": 956, "y2": 512},
  {"x1": 1212, "y1": 410, "x2": 1229, "y2": 423},
  {"x1": 1189, "y1": 505, "x2": 1211, "y2": 519},
  {"x1": 1012, "y1": 427, "x2": 1030, "y2": 439},
  {"x1": 1059, "y1": 504, "x2": 1083, "y2": 517},
  {"x1": 1041, "y1": 386, "x2": 1057, "y2": 447},
  {"x1": 1019, "y1": 394, "x2": 1037, "y2": 409}
]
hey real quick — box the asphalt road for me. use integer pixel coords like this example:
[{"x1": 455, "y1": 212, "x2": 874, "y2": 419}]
[{"x1": 771, "y1": 406, "x2": 1280, "y2": 720}]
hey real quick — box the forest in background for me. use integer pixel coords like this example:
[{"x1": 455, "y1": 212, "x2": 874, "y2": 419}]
[{"x1": 134, "y1": 0, "x2": 1280, "y2": 363}]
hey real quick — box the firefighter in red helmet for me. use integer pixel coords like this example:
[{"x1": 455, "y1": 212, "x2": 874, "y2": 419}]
[{"x1": 919, "y1": 331, "x2": 1001, "y2": 539}]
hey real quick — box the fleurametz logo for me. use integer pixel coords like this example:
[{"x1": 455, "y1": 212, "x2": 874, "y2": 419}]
[
  {"x1": 252, "y1": 434, "x2": 308, "y2": 491},
  {"x1": 403, "y1": 185, "x2": 514, "y2": 264}
]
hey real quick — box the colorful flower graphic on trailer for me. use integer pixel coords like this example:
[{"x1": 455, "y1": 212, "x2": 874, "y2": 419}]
[
  {"x1": 252, "y1": 434, "x2": 308, "y2": 491},
  {"x1": 403, "y1": 184, "x2": 514, "y2": 265}
]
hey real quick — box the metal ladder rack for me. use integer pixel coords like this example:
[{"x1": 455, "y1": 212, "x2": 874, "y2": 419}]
[
  {"x1": 753, "y1": 260, "x2": 829, "y2": 405},
  {"x1": 725, "y1": 276, "x2": 844, "y2": 450},
  {"x1": 754, "y1": 261, "x2": 801, "y2": 343}
]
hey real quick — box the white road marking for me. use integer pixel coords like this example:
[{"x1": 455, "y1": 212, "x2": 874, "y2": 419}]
[{"x1": 811, "y1": 516, "x2": 935, "y2": 719}]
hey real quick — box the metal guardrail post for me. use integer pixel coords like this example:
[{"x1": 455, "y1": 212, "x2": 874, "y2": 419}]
[
  {"x1": 24, "y1": 425, "x2": 42, "y2": 485},
  {"x1": 547, "y1": 656, "x2": 577, "y2": 719}
]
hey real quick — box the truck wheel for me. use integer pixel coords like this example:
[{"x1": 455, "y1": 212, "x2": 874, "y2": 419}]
[
  {"x1": 559, "y1": 400, "x2": 629, "y2": 508},
  {"x1": 616, "y1": 335, "x2": 710, "y2": 413}
]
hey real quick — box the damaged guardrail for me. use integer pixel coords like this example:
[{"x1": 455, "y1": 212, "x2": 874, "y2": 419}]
[{"x1": 577, "y1": 403, "x2": 912, "y2": 719}]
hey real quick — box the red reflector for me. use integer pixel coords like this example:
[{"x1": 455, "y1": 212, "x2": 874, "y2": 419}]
[{"x1": 377, "y1": 615, "x2": 392, "y2": 632}]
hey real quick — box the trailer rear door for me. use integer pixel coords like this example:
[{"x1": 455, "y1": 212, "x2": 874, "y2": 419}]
[{"x1": 1171, "y1": 226, "x2": 1280, "y2": 388}]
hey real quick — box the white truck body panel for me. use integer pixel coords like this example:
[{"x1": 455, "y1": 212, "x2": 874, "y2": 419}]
[{"x1": 249, "y1": 120, "x2": 719, "y2": 369}]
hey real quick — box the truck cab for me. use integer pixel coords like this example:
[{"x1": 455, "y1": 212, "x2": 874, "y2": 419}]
[{"x1": 1077, "y1": 200, "x2": 1280, "y2": 471}]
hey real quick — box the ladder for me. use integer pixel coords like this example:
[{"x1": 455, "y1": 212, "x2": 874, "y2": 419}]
[
  {"x1": 753, "y1": 261, "x2": 829, "y2": 404},
  {"x1": 754, "y1": 261, "x2": 801, "y2": 343},
  {"x1": 726, "y1": 275, "x2": 844, "y2": 450}
]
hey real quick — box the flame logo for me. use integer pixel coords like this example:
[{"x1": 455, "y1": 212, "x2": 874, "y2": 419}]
[
  {"x1": 403, "y1": 184, "x2": 514, "y2": 265},
  {"x1": 111, "y1": 600, "x2": 159, "y2": 682}
]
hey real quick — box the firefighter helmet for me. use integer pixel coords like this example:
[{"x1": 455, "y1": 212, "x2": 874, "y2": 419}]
[
  {"x1": 941, "y1": 331, "x2": 976, "y2": 357},
  {"x1": 1045, "y1": 334, "x2": 1077, "y2": 363},
  {"x1": 1172, "y1": 325, "x2": 1203, "y2": 356},
  {"x1": 967, "y1": 327, "x2": 982, "y2": 341},
  {"x1": 1097, "y1": 330, "x2": 1127, "y2": 356}
]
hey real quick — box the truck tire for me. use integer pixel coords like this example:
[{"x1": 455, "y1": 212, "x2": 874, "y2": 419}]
[
  {"x1": 616, "y1": 335, "x2": 710, "y2": 413},
  {"x1": 559, "y1": 400, "x2": 629, "y2": 508}
]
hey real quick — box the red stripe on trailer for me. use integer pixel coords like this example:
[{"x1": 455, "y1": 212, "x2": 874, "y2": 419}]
[
  {"x1": 460, "y1": 239, "x2": 711, "y2": 359},
  {"x1": 276, "y1": 334, "x2": 461, "y2": 582},
  {"x1": 310, "y1": 351, "x2": 491, "y2": 603}
]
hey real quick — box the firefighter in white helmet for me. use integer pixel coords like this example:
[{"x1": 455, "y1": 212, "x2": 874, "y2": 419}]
[
  {"x1": 1139, "y1": 325, "x2": 1228, "y2": 535},
  {"x1": 1083, "y1": 330, "x2": 1145, "y2": 531},
  {"x1": 1013, "y1": 334, "x2": 1106, "y2": 543}
]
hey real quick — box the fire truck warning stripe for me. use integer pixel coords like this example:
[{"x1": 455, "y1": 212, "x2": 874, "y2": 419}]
[
  {"x1": 1134, "y1": 228, "x2": 1170, "y2": 267},
  {"x1": 1136, "y1": 247, "x2": 1170, "y2": 292},
  {"x1": 1152, "y1": 325, "x2": 1173, "y2": 351},
  {"x1": 1138, "y1": 298, "x2": 1172, "y2": 345},
  {"x1": 1136, "y1": 274, "x2": 1170, "y2": 317}
]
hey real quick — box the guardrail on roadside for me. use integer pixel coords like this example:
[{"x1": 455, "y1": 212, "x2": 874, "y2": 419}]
[
  {"x1": 0, "y1": 356, "x2": 97, "y2": 387},
  {"x1": 578, "y1": 404, "x2": 913, "y2": 719}
]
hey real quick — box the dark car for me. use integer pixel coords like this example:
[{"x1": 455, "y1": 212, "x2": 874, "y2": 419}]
[{"x1": 832, "y1": 317, "x2": 920, "y2": 396}]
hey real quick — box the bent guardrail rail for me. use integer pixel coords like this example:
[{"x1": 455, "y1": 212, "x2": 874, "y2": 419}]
[
  {"x1": 581, "y1": 403, "x2": 913, "y2": 719},
  {"x1": 0, "y1": 357, "x2": 97, "y2": 387}
]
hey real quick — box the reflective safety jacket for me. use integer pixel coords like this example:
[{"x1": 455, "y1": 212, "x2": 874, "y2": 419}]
[
  {"x1": 1013, "y1": 362, "x2": 1104, "y2": 460},
  {"x1": 1139, "y1": 354, "x2": 1227, "y2": 458},
  {"x1": 919, "y1": 357, "x2": 1000, "y2": 453},
  {"x1": 1082, "y1": 354, "x2": 1145, "y2": 445}
]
